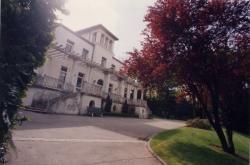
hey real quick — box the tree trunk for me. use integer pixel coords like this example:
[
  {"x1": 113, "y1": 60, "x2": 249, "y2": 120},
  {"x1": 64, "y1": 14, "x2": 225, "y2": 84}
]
[
  {"x1": 213, "y1": 125, "x2": 229, "y2": 152},
  {"x1": 226, "y1": 127, "x2": 235, "y2": 154},
  {"x1": 210, "y1": 87, "x2": 231, "y2": 153},
  {"x1": 202, "y1": 105, "x2": 229, "y2": 152}
]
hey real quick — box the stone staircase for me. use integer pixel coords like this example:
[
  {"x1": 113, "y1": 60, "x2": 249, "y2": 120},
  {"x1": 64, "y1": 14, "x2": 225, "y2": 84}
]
[{"x1": 48, "y1": 92, "x2": 78, "y2": 107}]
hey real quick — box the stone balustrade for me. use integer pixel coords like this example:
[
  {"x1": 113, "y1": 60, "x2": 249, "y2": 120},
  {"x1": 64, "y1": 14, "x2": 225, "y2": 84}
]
[
  {"x1": 34, "y1": 74, "x2": 147, "y2": 107},
  {"x1": 34, "y1": 75, "x2": 74, "y2": 92}
]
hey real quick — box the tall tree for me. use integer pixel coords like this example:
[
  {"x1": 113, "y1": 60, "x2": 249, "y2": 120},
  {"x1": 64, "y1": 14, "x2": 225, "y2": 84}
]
[
  {"x1": 125, "y1": 0, "x2": 250, "y2": 154},
  {"x1": 0, "y1": 0, "x2": 66, "y2": 162}
]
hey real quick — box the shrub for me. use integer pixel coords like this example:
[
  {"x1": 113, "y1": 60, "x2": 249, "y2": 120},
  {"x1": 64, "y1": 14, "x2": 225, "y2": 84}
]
[{"x1": 186, "y1": 118, "x2": 212, "y2": 130}]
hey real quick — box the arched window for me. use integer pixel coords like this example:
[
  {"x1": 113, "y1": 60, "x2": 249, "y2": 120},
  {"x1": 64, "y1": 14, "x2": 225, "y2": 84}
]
[
  {"x1": 89, "y1": 100, "x2": 95, "y2": 108},
  {"x1": 97, "y1": 79, "x2": 103, "y2": 86},
  {"x1": 112, "y1": 105, "x2": 117, "y2": 112}
]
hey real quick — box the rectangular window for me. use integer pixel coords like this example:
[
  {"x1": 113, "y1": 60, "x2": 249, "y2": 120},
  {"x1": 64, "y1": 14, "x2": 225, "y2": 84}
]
[
  {"x1": 124, "y1": 88, "x2": 127, "y2": 98},
  {"x1": 101, "y1": 57, "x2": 107, "y2": 67},
  {"x1": 92, "y1": 32, "x2": 97, "y2": 42},
  {"x1": 137, "y1": 90, "x2": 142, "y2": 99},
  {"x1": 100, "y1": 34, "x2": 105, "y2": 45},
  {"x1": 82, "y1": 48, "x2": 89, "y2": 60},
  {"x1": 65, "y1": 40, "x2": 74, "y2": 53},
  {"x1": 111, "y1": 64, "x2": 115, "y2": 70},
  {"x1": 105, "y1": 37, "x2": 109, "y2": 48},
  {"x1": 57, "y1": 66, "x2": 68, "y2": 89},
  {"x1": 109, "y1": 40, "x2": 113, "y2": 50},
  {"x1": 76, "y1": 72, "x2": 85, "y2": 91},
  {"x1": 108, "y1": 83, "x2": 113, "y2": 93},
  {"x1": 130, "y1": 90, "x2": 134, "y2": 99}
]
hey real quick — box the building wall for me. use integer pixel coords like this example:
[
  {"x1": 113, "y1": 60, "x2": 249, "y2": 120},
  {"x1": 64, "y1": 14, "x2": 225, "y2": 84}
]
[
  {"x1": 79, "y1": 95, "x2": 102, "y2": 114},
  {"x1": 23, "y1": 24, "x2": 149, "y2": 118},
  {"x1": 54, "y1": 26, "x2": 94, "y2": 59}
]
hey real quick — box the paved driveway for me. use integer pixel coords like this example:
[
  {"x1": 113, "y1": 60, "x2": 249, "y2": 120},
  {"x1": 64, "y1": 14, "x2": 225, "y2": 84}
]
[{"x1": 7, "y1": 111, "x2": 185, "y2": 165}]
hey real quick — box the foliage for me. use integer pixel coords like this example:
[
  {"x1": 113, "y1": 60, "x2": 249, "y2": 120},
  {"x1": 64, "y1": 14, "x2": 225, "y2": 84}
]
[
  {"x1": 125, "y1": 0, "x2": 250, "y2": 154},
  {"x1": 147, "y1": 87, "x2": 195, "y2": 120},
  {"x1": 150, "y1": 127, "x2": 249, "y2": 165},
  {"x1": 186, "y1": 118, "x2": 212, "y2": 130},
  {"x1": 0, "y1": 0, "x2": 66, "y2": 163}
]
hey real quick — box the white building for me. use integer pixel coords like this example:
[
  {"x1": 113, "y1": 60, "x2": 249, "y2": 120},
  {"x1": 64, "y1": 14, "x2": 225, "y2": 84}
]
[{"x1": 23, "y1": 24, "x2": 150, "y2": 118}]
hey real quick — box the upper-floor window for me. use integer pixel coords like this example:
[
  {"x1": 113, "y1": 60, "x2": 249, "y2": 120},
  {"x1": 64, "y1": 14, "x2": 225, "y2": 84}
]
[
  {"x1": 97, "y1": 79, "x2": 104, "y2": 86},
  {"x1": 65, "y1": 39, "x2": 74, "y2": 53},
  {"x1": 124, "y1": 88, "x2": 128, "y2": 98},
  {"x1": 57, "y1": 66, "x2": 68, "y2": 89},
  {"x1": 108, "y1": 83, "x2": 113, "y2": 93},
  {"x1": 92, "y1": 32, "x2": 97, "y2": 42},
  {"x1": 109, "y1": 40, "x2": 113, "y2": 50},
  {"x1": 100, "y1": 34, "x2": 105, "y2": 45},
  {"x1": 105, "y1": 37, "x2": 109, "y2": 48},
  {"x1": 111, "y1": 64, "x2": 115, "y2": 70},
  {"x1": 101, "y1": 57, "x2": 107, "y2": 67},
  {"x1": 82, "y1": 48, "x2": 89, "y2": 60},
  {"x1": 76, "y1": 72, "x2": 85, "y2": 90}
]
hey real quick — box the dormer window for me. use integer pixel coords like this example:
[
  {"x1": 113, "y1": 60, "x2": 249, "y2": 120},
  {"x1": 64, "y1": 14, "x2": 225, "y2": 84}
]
[
  {"x1": 92, "y1": 32, "x2": 97, "y2": 42},
  {"x1": 82, "y1": 48, "x2": 89, "y2": 60},
  {"x1": 100, "y1": 34, "x2": 105, "y2": 44},
  {"x1": 65, "y1": 39, "x2": 74, "y2": 53}
]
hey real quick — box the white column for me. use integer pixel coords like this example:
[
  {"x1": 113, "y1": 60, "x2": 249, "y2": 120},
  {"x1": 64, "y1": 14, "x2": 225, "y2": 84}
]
[
  {"x1": 126, "y1": 84, "x2": 130, "y2": 99},
  {"x1": 118, "y1": 80, "x2": 124, "y2": 96},
  {"x1": 141, "y1": 89, "x2": 144, "y2": 100},
  {"x1": 134, "y1": 88, "x2": 138, "y2": 100}
]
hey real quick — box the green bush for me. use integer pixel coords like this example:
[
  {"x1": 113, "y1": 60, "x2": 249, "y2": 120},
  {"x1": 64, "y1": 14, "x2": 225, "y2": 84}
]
[{"x1": 186, "y1": 118, "x2": 212, "y2": 130}]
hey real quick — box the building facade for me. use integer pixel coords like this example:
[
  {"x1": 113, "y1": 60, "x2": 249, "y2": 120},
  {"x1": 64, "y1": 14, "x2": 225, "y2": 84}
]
[{"x1": 23, "y1": 24, "x2": 150, "y2": 118}]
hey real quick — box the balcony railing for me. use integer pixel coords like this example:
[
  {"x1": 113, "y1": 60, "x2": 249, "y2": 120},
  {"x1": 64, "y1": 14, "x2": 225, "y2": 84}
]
[
  {"x1": 34, "y1": 75, "x2": 74, "y2": 92},
  {"x1": 80, "y1": 81, "x2": 102, "y2": 97},
  {"x1": 34, "y1": 75, "x2": 147, "y2": 107}
]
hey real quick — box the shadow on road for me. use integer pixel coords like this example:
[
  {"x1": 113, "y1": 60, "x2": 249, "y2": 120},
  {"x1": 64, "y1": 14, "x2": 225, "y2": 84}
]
[{"x1": 17, "y1": 111, "x2": 184, "y2": 139}]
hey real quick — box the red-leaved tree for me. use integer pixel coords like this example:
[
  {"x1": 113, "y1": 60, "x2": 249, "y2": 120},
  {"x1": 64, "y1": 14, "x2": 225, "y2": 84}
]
[{"x1": 124, "y1": 0, "x2": 250, "y2": 154}]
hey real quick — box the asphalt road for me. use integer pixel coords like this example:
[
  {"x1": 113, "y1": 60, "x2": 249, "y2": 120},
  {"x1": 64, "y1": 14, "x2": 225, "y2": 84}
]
[{"x1": 7, "y1": 111, "x2": 185, "y2": 165}]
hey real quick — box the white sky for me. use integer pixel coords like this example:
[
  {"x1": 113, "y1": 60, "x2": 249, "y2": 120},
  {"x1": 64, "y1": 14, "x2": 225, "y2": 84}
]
[{"x1": 57, "y1": 0, "x2": 155, "y2": 61}]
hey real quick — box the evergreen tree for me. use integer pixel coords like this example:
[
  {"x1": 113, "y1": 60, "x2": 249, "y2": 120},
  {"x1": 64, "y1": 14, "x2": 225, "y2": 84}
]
[{"x1": 0, "y1": 0, "x2": 66, "y2": 162}]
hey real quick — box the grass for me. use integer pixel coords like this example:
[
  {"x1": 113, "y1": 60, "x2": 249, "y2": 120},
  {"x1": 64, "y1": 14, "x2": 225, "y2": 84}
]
[{"x1": 150, "y1": 127, "x2": 249, "y2": 165}]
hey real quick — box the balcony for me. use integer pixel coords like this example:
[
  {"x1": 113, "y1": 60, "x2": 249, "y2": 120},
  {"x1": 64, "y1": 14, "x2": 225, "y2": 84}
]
[
  {"x1": 34, "y1": 75, "x2": 147, "y2": 107},
  {"x1": 80, "y1": 82, "x2": 147, "y2": 107},
  {"x1": 80, "y1": 81, "x2": 103, "y2": 97},
  {"x1": 33, "y1": 75, "x2": 74, "y2": 92}
]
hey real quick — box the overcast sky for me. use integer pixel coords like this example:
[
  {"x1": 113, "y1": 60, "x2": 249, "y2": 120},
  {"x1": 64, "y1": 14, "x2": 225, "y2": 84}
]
[{"x1": 57, "y1": 0, "x2": 155, "y2": 61}]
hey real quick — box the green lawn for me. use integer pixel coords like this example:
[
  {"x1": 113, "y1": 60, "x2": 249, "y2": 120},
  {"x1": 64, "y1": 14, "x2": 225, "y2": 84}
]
[{"x1": 150, "y1": 127, "x2": 249, "y2": 165}]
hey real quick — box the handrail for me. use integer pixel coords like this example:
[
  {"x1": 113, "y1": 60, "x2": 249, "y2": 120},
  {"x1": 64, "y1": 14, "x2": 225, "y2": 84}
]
[{"x1": 34, "y1": 74, "x2": 74, "y2": 92}]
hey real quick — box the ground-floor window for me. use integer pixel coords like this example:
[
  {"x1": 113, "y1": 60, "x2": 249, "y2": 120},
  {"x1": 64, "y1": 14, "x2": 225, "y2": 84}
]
[
  {"x1": 137, "y1": 90, "x2": 142, "y2": 100},
  {"x1": 130, "y1": 90, "x2": 134, "y2": 99}
]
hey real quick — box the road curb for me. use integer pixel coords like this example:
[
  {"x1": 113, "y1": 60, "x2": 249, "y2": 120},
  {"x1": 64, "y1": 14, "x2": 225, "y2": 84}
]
[{"x1": 146, "y1": 133, "x2": 168, "y2": 165}]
